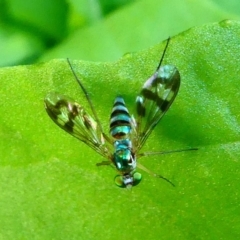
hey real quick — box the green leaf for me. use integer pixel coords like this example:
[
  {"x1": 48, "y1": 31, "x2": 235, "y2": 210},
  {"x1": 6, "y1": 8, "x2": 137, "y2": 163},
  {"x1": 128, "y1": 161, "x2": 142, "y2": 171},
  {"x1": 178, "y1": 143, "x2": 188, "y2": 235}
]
[
  {"x1": 6, "y1": 0, "x2": 68, "y2": 41},
  {"x1": 0, "y1": 20, "x2": 240, "y2": 239},
  {"x1": 0, "y1": 25, "x2": 45, "y2": 67},
  {"x1": 41, "y1": 0, "x2": 240, "y2": 62}
]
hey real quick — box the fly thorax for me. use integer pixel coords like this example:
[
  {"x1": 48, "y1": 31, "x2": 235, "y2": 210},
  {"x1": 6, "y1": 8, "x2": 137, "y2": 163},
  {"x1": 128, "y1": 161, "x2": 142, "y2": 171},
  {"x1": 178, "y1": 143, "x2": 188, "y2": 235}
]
[
  {"x1": 113, "y1": 139, "x2": 136, "y2": 172},
  {"x1": 110, "y1": 97, "x2": 132, "y2": 139}
]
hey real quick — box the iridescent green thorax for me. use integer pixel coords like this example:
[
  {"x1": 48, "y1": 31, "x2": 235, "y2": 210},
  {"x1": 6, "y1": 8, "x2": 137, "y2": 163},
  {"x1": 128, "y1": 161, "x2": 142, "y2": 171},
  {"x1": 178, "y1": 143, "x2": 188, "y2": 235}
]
[{"x1": 113, "y1": 139, "x2": 135, "y2": 172}]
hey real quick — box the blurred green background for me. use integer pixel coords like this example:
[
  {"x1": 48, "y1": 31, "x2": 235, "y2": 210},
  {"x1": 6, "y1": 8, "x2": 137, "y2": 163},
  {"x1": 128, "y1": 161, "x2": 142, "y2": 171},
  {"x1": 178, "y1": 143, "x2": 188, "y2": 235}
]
[
  {"x1": 1, "y1": 1, "x2": 240, "y2": 240},
  {"x1": 1, "y1": 0, "x2": 240, "y2": 66}
]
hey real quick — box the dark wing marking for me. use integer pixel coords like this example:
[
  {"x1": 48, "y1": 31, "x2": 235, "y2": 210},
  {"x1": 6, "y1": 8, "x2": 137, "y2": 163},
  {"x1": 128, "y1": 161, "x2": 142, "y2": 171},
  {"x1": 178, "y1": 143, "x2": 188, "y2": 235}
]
[
  {"x1": 134, "y1": 64, "x2": 180, "y2": 151},
  {"x1": 45, "y1": 92, "x2": 113, "y2": 159}
]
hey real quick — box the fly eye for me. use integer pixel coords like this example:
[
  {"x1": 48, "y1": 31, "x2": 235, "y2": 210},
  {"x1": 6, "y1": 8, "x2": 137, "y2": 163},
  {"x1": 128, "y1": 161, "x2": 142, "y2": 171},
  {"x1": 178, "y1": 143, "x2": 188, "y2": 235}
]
[
  {"x1": 114, "y1": 175, "x2": 125, "y2": 188},
  {"x1": 132, "y1": 172, "x2": 142, "y2": 186}
]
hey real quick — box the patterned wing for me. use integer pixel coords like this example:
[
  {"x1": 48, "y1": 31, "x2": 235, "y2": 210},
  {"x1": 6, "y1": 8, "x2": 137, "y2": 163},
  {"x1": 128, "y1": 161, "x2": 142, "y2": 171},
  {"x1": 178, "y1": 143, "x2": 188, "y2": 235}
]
[
  {"x1": 44, "y1": 92, "x2": 112, "y2": 159},
  {"x1": 134, "y1": 64, "x2": 180, "y2": 151}
]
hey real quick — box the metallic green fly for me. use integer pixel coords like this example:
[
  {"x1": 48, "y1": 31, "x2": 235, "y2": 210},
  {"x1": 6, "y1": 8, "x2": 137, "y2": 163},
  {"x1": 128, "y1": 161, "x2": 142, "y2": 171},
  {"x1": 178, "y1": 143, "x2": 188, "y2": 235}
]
[{"x1": 44, "y1": 38, "x2": 196, "y2": 188}]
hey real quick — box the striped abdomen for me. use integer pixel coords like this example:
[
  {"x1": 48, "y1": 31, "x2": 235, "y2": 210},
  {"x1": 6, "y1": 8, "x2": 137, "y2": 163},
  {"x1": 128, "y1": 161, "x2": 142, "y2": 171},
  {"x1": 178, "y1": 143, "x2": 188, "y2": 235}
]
[{"x1": 110, "y1": 97, "x2": 132, "y2": 139}]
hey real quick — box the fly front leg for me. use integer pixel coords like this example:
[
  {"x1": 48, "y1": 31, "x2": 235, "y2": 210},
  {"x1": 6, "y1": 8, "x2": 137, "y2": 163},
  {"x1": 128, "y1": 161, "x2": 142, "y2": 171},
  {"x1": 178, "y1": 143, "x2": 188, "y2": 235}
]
[{"x1": 96, "y1": 161, "x2": 112, "y2": 167}]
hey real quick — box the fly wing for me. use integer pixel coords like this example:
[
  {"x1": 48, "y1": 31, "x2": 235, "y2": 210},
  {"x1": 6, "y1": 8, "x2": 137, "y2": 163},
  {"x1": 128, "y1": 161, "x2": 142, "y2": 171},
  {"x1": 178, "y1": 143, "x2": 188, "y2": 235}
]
[
  {"x1": 44, "y1": 92, "x2": 113, "y2": 159},
  {"x1": 134, "y1": 64, "x2": 180, "y2": 151}
]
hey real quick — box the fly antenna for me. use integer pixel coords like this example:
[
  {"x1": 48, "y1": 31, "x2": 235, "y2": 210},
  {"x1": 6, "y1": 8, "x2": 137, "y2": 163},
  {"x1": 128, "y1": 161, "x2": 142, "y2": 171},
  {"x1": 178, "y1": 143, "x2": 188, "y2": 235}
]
[{"x1": 67, "y1": 58, "x2": 104, "y2": 134}]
